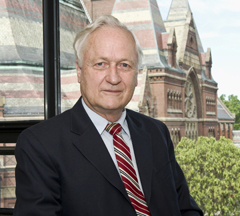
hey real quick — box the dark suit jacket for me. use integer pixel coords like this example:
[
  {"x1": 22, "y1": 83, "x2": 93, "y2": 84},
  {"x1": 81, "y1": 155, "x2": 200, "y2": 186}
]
[{"x1": 14, "y1": 98, "x2": 203, "y2": 216}]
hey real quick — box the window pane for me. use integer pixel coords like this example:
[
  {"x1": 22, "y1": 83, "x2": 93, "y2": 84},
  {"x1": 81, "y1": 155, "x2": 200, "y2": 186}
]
[
  {"x1": 0, "y1": 0, "x2": 44, "y2": 121},
  {"x1": 60, "y1": 0, "x2": 90, "y2": 112},
  {"x1": 0, "y1": 143, "x2": 16, "y2": 208}
]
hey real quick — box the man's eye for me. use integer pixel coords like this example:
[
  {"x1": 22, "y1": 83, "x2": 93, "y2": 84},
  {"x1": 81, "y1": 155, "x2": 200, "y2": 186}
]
[
  {"x1": 94, "y1": 62, "x2": 108, "y2": 69},
  {"x1": 118, "y1": 63, "x2": 130, "y2": 69}
]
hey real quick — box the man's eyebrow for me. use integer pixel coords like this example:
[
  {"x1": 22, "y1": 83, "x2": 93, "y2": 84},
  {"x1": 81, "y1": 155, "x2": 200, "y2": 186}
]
[
  {"x1": 90, "y1": 56, "x2": 136, "y2": 65},
  {"x1": 118, "y1": 58, "x2": 137, "y2": 65},
  {"x1": 91, "y1": 57, "x2": 109, "y2": 62},
  {"x1": 120, "y1": 58, "x2": 131, "y2": 62}
]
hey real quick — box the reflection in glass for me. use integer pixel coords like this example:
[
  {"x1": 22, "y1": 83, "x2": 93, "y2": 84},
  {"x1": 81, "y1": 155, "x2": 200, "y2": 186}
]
[
  {"x1": 0, "y1": 0, "x2": 44, "y2": 121},
  {"x1": 0, "y1": 143, "x2": 16, "y2": 208},
  {"x1": 60, "y1": 0, "x2": 90, "y2": 112}
]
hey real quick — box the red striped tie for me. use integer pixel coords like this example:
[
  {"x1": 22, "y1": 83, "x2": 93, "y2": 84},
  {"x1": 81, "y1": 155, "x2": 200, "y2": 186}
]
[{"x1": 105, "y1": 123, "x2": 151, "y2": 216}]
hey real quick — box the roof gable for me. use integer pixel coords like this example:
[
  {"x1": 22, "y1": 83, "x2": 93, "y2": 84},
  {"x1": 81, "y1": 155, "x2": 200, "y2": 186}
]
[
  {"x1": 217, "y1": 98, "x2": 235, "y2": 120},
  {"x1": 0, "y1": 0, "x2": 89, "y2": 66},
  {"x1": 206, "y1": 48, "x2": 212, "y2": 64},
  {"x1": 165, "y1": 8, "x2": 202, "y2": 71}
]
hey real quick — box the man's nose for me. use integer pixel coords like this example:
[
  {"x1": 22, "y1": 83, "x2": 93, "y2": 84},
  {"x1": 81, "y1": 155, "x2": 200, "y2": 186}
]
[{"x1": 105, "y1": 64, "x2": 121, "y2": 85}]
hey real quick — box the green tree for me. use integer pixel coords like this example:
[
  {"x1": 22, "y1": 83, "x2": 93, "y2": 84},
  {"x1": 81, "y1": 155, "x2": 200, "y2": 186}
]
[
  {"x1": 220, "y1": 94, "x2": 240, "y2": 130},
  {"x1": 175, "y1": 136, "x2": 240, "y2": 216}
]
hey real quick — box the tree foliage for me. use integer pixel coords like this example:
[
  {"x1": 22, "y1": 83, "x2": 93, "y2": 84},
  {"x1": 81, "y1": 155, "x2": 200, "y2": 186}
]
[
  {"x1": 175, "y1": 136, "x2": 240, "y2": 215},
  {"x1": 220, "y1": 94, "x2": 240, "y2": 130}
]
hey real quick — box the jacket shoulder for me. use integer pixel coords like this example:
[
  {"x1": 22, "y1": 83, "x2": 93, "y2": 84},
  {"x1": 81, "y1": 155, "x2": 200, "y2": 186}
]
[
  {"x1": 26, "y1": 109, "x2": 71, "y2": 135},
  {"x1": 126, "y1": 109, "x2": 168, "y2": 131}
]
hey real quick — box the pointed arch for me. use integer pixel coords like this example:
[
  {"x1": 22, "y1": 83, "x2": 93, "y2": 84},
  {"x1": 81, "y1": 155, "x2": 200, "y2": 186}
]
[{"x1": 186, "y1": 67, "x2": 203, "y2": 119}]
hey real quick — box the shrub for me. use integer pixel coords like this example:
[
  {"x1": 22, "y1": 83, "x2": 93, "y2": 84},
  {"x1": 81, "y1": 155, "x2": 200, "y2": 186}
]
[{"x1": 175, "y1": 136, "x2": 240, "y2": 215}]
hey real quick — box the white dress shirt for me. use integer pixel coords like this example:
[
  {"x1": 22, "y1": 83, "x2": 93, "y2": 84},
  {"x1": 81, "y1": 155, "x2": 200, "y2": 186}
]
[{"x1": 82, "y1": 98, "x2": 144, "y2": 193}]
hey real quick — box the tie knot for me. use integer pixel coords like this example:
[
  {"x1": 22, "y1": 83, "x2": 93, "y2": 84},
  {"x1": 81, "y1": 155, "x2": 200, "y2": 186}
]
[{"x1": 105, "y1": 123, "x2": 122, "y2": 136}]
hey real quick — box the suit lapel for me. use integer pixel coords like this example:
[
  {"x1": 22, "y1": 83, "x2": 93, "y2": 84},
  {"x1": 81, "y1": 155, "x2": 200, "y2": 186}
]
[
  {"x1": 127, "y1": 113, "x2": 153, "y2": 205},
  {"x1": 70, "y1": 99, "x2": 131, "y2": 203}
]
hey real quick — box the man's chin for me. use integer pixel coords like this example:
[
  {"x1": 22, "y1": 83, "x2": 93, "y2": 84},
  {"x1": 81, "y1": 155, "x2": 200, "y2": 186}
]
[
  {"x1": 103, "y1": 105, "x2": 122, "y2": 111},
  {"x1": 100, "y1": 103, "x2": 125, "y2": 112}
]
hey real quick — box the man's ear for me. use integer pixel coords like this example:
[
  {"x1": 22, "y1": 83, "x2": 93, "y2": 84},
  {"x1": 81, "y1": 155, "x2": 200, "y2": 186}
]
[{"x1": 76, "y1": 62, "x2": 82, "y2": 83}]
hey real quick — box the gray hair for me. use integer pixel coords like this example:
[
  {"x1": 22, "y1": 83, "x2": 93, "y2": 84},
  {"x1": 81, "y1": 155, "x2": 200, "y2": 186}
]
[{"x1": 73, "y1": 15, "x2": 143, "y2": 71}]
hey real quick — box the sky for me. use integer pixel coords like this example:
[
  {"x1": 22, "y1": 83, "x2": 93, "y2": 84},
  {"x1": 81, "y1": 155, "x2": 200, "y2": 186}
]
[{"x1": 157, "y1": 0, "x2": 240, "y2": 100}]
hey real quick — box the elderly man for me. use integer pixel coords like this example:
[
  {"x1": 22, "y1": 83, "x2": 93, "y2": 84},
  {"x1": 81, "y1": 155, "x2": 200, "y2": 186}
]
[{"x1": 14, "y1": 15, "x2": 203, "y2": 216}]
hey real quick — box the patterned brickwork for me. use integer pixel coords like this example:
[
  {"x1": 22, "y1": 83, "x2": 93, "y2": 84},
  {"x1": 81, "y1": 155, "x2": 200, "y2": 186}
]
[
  {"x1": 126, "y1": 66, "x2": 153, "y2": 117},
  {"x1": 0, "y1": 67, "x2": 81, "y2": 116},
  {"x1": 165, "y1": 2, "x2": 204, "y2": 67},
  {"x1": 167, "y1": 0, "x2": 190, "y2": 20},
  {"x1": 0, "y1": 0, "x2": 89, "y2": 65},
  {"x1": 0, "y1": 0, "x2": 88, "y2": 117},
  {"x1": 112, "y1": 0, "x2": 168, "y2": 67},
  {"x1": 61, "y1": 70, "x2": 80, "y2": 112}
]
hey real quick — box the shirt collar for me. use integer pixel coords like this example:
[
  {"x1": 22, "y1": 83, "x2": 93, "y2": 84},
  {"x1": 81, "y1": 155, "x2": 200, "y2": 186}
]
[{"x1": 82, "y1": 98, "x2": 130, "y2": 138}]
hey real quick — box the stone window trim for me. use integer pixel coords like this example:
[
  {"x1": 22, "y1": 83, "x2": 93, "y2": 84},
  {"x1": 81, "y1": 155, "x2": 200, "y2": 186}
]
[
  {"x1": 206, "y1": 96, "x2": 216, "y2": 116},
  {"x1": 208, "y1": 127, "x2": 215, "y2": 138},
  {"x1": 167, "y1": 89, "x2": 182, "y2": 114},
  {"x1": 185, "y1": 122, "x2": 198, "y2": 140},
  {"x1": 170, "y1": 128, "x2": 181, "y2": 148}
]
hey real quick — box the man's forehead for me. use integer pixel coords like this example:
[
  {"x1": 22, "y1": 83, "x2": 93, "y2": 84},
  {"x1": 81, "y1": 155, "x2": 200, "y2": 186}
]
[
  {"x1": 89, "y1": 25, "x2": 134, "y2": 41},
  {"x1": 85, "y1": 27, "x2": 136, "y2": 52}
]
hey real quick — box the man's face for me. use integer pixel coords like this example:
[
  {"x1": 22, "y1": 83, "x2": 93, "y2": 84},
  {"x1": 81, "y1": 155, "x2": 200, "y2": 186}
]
[{"x1": 76, "y1": 26, "x2": 138, "y2": 121}]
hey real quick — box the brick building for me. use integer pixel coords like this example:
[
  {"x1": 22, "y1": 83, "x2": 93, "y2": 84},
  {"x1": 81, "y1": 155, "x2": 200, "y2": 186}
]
[
  {"x1": 0, "y1": 0, "x2": 235, "y2": 141},
  {"x1": 110, "y1": 0, "x2": 234, "y2": 145}
]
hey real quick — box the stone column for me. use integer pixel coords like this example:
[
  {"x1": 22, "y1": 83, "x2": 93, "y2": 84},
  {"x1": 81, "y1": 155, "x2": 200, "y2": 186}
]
[
  {"x1": 224, "y1": 123, "x2": 228, "y2": 138},
  {"x1": 219, "y1": 123, "x2": 222, "y2": 137},
  {"x1": 229, "y1": 124, "x2": 233, "y2": 140}
]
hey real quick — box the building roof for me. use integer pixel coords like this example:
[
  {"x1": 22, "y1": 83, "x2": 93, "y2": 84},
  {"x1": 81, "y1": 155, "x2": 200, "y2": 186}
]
[
  {"x1": 1, "y1": 0, "x2": 89, "y2": 66},
  {"x1": 167, "y1": 0, "x2": 191, "y2": 20},
  {"x1": 217, "y1": 98, "x2": 235, "y2": 121},
  {"x1": 164, "y1": 0, "x2": 204, "y2": 62},
  {"x1": 0, "y1": 0, "x2": 89, "y2": 117},
  {"x1": 1, "y1": 0, "x2": 43, "y2": 64},
  {"x1": 112, "y1": 0, "x2": 169, "y2": 68},
  {"x1": 126, "y1": 66, "x2": 150, "y2": 112}
]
